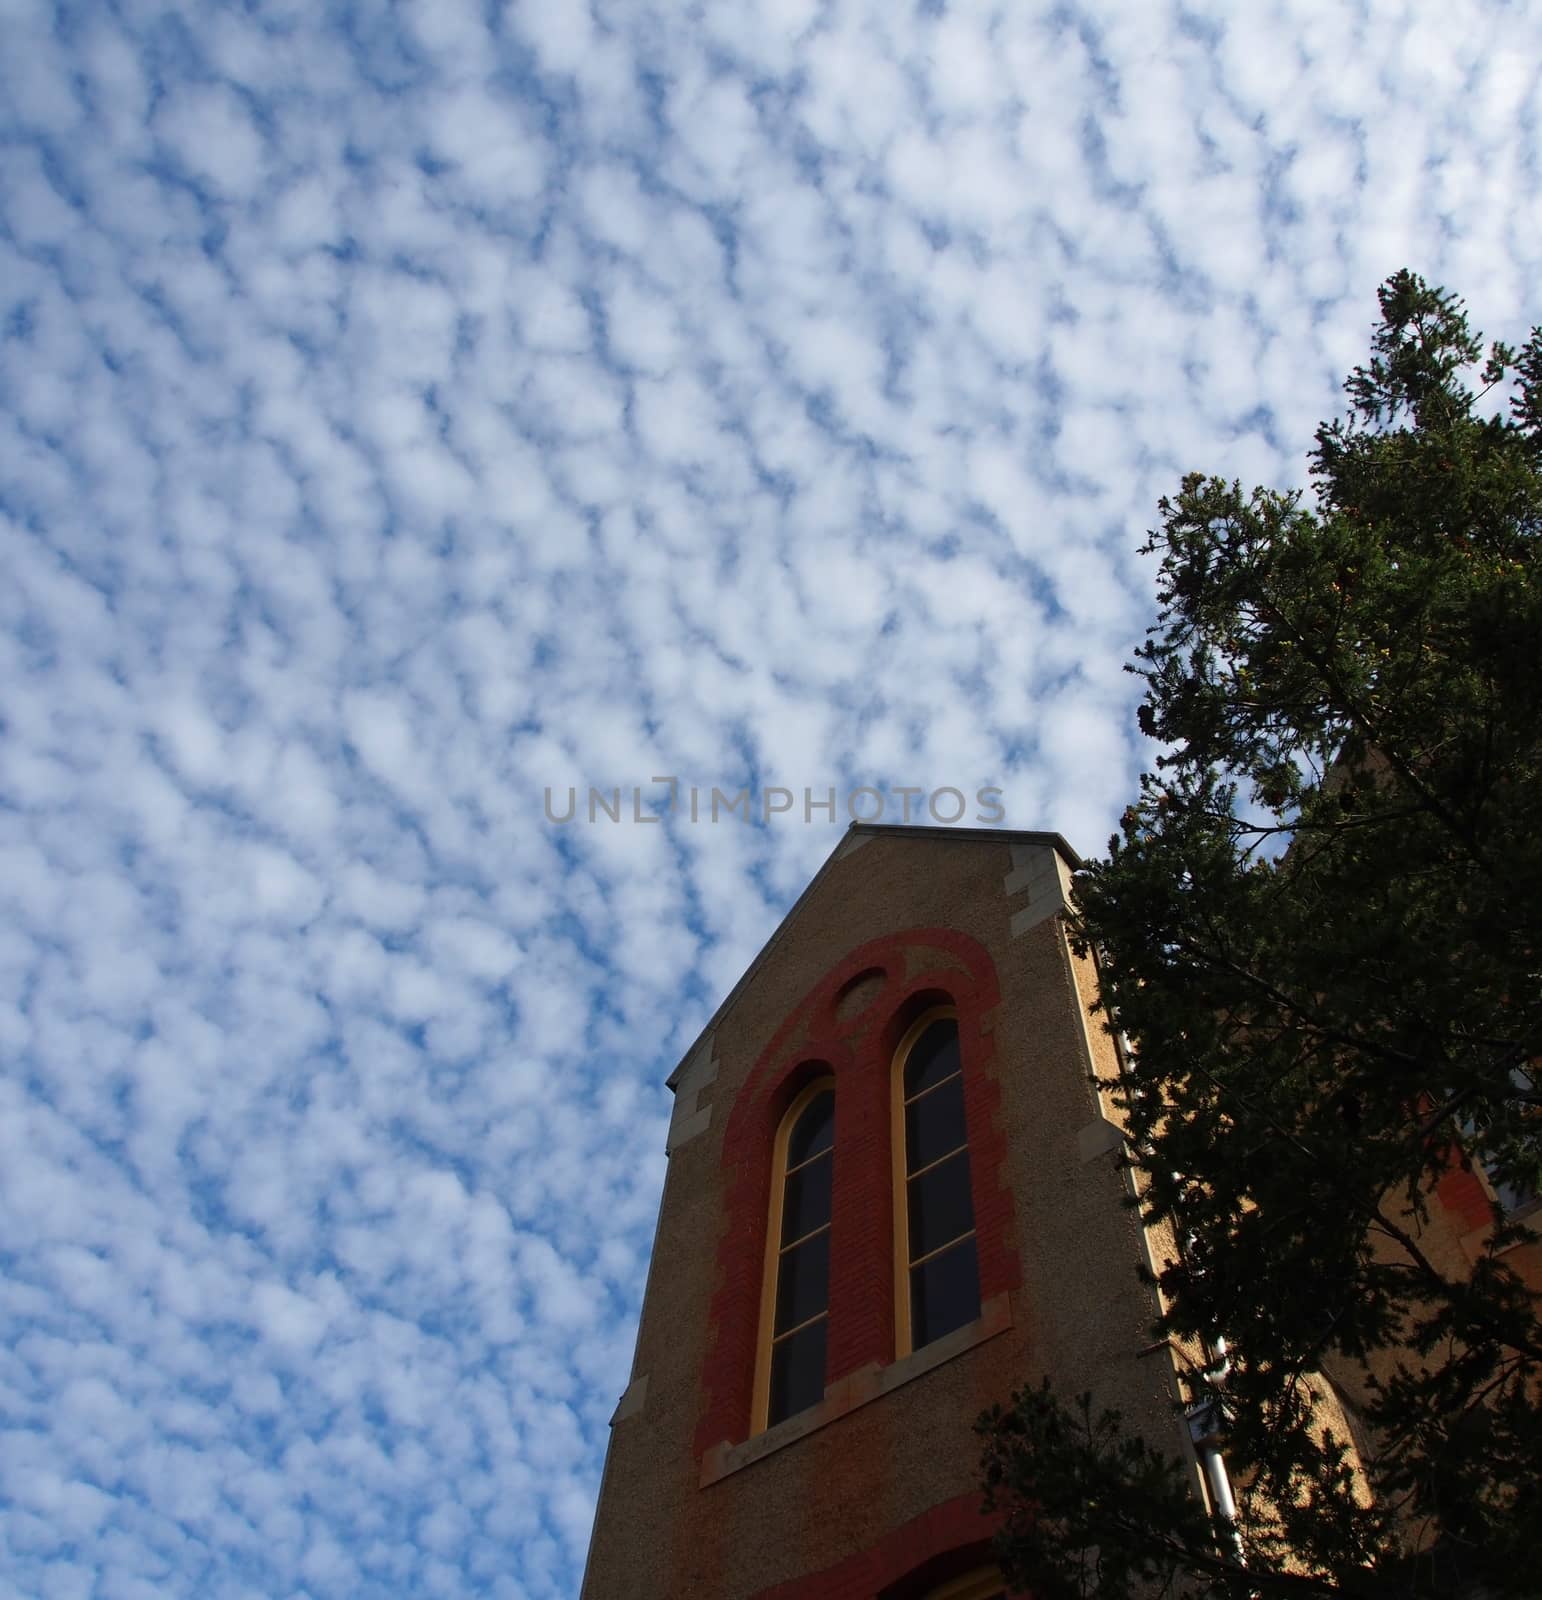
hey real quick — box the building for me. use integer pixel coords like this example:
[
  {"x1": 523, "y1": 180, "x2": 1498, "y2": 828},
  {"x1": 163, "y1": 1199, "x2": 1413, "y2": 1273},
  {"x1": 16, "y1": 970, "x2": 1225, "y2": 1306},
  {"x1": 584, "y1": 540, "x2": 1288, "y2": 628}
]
[
  {"x1": 581, "y1": 815, "x2": 1540, "y2": 1598},
  {"x1": 580, "y1": 822, "x2": 1214, "y2": 1598}
]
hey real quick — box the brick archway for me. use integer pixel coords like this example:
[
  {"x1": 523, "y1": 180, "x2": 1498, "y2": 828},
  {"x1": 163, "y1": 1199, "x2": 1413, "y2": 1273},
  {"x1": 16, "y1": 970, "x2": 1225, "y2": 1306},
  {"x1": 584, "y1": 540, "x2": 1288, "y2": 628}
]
[{"x1": 748, "y1": 1492, "x2": 1005, "y2": 1599}]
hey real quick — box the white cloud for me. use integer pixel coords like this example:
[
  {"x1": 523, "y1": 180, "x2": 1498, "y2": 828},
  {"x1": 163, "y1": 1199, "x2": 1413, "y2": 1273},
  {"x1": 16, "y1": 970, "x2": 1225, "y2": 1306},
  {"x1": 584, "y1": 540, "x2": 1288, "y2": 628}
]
[
  {"x1": 0, "y1": 0, "x2": 1537, "y2": 1595},
  {"x1": 156, "y1": 85, "x2": 268, "y2": 198}
]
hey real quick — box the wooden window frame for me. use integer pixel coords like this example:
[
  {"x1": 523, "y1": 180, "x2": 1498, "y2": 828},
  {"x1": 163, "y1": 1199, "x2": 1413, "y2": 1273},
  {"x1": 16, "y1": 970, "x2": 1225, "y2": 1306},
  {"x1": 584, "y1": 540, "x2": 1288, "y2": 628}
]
[
  {"x1": 891, "y1": 1006, "x2": 978, "y2": 1358},
  {"x1": 752, "y1": 1076, "x2": 836, "y2": 1434}
]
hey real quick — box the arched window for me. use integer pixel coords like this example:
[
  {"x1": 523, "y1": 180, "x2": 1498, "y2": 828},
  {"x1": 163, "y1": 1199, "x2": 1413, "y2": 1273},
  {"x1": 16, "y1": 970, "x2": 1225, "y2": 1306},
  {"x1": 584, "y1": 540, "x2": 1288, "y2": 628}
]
[
  {"x1": 893, "y1": 1010, "x2": 981, "y2": 1356},
  {"x1": 755, "y1": 1079, "x2": 835, "y2": 1431}
]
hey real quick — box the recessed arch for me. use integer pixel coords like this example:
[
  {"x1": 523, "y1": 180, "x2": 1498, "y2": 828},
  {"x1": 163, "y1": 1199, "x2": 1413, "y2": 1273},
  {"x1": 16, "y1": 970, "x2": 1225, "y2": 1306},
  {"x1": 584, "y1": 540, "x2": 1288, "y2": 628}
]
[{"x1": 833, "y1": 965, "x2": 888, "y2": 1027}]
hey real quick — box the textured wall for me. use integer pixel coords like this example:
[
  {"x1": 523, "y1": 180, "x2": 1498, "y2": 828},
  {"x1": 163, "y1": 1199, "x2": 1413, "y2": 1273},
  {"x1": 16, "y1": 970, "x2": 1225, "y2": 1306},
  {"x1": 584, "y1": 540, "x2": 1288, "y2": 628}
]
[{"x1": 582, "y1": 829, "x2": 1196, "y2": 1599}]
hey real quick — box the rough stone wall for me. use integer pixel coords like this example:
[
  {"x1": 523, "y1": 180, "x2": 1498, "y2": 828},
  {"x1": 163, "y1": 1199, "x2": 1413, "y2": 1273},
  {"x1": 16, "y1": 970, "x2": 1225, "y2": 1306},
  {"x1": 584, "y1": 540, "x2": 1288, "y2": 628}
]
[{"x1": 581, "y1": 830, "x2": 1197, "y2": 1600}]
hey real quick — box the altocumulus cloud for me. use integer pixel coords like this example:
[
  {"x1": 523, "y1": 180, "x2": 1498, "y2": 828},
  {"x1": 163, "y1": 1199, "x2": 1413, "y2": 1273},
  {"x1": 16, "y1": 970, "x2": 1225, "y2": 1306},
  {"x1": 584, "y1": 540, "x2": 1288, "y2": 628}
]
[{"x1": 1, "y1": 0, "x2": 1538, "y2": 1594}]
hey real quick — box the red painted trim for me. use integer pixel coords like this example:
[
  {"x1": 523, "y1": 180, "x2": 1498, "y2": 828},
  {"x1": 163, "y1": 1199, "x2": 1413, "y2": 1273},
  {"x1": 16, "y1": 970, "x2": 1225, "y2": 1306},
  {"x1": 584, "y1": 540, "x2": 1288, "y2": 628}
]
[
  {"x1": 746, "y1": 1491, "x2": 1005, "y2": 1599},
  {"x1": 695, "y1": 929, "x2": 1017, "y2": 1457}
]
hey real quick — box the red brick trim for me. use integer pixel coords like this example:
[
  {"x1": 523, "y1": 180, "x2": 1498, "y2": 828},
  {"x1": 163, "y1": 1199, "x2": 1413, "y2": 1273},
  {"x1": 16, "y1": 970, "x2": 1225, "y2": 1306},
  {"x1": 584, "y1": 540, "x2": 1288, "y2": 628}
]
[
  {"x1": 747, "y1": 1490, "x2": 1005, "y2": 1599},
  {"x1": 1434, "y1": 1146, "x2": 1495, "y2": 1236},
  {"x1": 695, "y1": 929, "x2": 1016, "y2": 1458}
]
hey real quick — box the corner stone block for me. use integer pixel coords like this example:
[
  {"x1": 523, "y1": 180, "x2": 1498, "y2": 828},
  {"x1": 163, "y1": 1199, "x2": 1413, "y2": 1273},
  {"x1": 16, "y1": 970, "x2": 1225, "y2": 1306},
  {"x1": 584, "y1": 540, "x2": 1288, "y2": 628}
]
[
  {"x1": 666, "y1": 1032, "x2": 719, "y2": 1154},
  {"x1": 1004, "y1": 843, "x2": 1074, "y2": 937}
]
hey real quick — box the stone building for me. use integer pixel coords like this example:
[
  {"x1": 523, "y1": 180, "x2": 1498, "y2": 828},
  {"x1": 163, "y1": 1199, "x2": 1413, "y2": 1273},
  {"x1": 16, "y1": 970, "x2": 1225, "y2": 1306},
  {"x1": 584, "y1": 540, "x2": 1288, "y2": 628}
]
[
  {"x1": 580, "y1": 822, "x2": 1208, "y2": 1598},
  {"x1": 580, "y1": 821, "x2": 1538, "y2": 1598}
]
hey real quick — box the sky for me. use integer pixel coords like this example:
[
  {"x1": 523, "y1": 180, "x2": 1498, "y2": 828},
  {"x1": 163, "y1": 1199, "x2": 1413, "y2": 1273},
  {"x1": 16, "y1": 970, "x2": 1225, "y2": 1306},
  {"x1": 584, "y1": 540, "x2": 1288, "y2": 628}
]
[{"x1": 0, "y1": 0, "x2": 1538, "y2": 1595}]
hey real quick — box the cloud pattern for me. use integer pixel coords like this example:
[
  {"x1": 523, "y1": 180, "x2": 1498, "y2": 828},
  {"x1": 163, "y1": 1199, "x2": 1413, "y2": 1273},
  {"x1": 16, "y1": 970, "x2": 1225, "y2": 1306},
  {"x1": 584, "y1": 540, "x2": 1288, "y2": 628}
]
[{"x1": 1, "y1": 0, "x2": 1538, "y2": 1594}]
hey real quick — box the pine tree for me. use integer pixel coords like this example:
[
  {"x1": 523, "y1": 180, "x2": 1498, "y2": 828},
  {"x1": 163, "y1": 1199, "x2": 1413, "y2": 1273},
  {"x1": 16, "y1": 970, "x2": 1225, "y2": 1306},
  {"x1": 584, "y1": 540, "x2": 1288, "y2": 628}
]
[{"x1": 980, "y1": 272, "x2": 1542, "y2": 1598}]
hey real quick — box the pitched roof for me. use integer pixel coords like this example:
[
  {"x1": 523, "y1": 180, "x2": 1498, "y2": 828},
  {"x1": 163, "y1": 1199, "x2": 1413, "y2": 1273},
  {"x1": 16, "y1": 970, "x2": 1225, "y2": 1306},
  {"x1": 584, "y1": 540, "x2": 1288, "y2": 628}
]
[{"x1": 664, "y1": 822, "x2": 1081, "y2": 1090}]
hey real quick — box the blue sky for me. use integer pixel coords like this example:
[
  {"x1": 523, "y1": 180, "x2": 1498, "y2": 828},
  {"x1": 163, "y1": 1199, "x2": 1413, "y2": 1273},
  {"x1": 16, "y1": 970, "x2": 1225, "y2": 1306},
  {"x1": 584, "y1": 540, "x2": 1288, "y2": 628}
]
[{"x1": 1, "y1": 1, "x2": 1537, "y2": 1595}]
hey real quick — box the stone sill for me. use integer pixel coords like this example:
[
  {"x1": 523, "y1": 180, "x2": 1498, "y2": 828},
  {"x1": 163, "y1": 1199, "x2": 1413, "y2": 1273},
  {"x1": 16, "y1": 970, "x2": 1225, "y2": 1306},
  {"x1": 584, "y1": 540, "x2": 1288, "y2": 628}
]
[{"x1": 698, "y1": 1291, "x2": 1013, "y2": 1488}]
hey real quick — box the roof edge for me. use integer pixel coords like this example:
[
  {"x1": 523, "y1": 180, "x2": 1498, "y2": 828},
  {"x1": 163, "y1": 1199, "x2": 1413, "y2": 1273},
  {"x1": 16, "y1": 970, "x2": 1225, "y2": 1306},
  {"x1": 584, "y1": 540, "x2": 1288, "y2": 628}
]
[
  {"x1": 663, "y1": 822, "x2": 1084, "y2": 1090},
  {"x1": 848, "y1": 821, "x2": 1082, "y2": 868}
]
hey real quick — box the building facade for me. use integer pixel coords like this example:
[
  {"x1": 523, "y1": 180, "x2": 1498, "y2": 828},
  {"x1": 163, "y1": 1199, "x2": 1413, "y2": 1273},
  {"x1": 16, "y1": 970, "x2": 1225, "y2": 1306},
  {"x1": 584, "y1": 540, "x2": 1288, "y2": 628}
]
[
  {"x1": 581, "y1": 820, "x2": 1541, "y2": 1597},
  {"x1": 581, "y1": 823, "x2": 1210, "y2": 1599}
]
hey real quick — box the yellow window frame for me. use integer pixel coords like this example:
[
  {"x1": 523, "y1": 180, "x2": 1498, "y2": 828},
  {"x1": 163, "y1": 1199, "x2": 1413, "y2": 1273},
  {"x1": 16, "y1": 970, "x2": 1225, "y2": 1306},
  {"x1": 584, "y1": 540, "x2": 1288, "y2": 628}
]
[
  {"x1": 891, "y1": 1005, "x2": 976, "y2": 1358},
  {"x1": 752, "y1": 1075, "x2": 836, "y2": 1434}
]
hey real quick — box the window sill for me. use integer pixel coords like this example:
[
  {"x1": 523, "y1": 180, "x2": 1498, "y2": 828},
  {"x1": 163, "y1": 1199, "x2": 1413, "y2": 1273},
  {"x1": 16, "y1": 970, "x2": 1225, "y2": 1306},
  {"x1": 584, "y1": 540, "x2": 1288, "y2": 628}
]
[{"x1": 698, "y1": 1292, "x2": 1013, "y2": 1487}]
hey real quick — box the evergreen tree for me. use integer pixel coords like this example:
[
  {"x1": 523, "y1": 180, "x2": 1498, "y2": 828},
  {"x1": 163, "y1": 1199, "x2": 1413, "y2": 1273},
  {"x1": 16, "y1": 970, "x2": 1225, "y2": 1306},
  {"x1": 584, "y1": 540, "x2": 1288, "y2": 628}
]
[{"x1": 980, "y1": 272, "x2": 1542, "y2": 1598}]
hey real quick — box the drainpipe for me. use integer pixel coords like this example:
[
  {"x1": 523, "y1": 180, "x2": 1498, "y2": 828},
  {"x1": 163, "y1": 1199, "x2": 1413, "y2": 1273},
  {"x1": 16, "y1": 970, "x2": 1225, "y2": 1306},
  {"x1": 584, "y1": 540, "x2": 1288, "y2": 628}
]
[
  {"x1": 1206, "y1": 1333, "x2": 1231, "y2": 1383},
  {"x1": 1186, "y1": 1395, "x2": 1244, "y2": 1562},
  {"x1": 1104, "y1": 1003, "x2": 1243, "y2": 1562}
]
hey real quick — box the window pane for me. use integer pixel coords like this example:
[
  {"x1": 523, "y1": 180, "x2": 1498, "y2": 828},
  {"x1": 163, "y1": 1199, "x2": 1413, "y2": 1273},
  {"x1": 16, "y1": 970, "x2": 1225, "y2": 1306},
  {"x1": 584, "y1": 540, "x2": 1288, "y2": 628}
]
[
  {"x1": 903, "y1": 1020, "x2": 960, "y2": 1099},
  {"x1": 775, "y1": 1228, "x2": 829, "y2": 1334},
  {"x1": 906, "y1": 1073, "x2": 967, "y2": 1172},
  {"x1": 781, "y1": 1149, "x2": 832, "y2": 1244},
  {"x1": 768, "y1": 1316, "x2": 826, "y2": 1425},
  {"x1": 786, "y1": 1089, "x2": 834, "y2": 1167},
  {"x1": 911, "y1": 1236, "x2": 981, "y2": 1347},
  {"x1": 908, "y1": 1147, "x2": 974, "y2": 1260}
]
